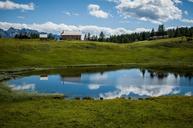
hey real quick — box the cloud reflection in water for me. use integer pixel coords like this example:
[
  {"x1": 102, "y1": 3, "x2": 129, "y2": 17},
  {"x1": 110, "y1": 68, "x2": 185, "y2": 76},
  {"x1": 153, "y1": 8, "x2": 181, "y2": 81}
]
[
  {"x1": 99, "y1": 85, "x2": 180, "y2": 99},
  {"x1": 6, "y1": 68, "x2": 193, "y2": 98},
  {"x1": 9, "y1": 83, "x2": 35, "y2": 91}
]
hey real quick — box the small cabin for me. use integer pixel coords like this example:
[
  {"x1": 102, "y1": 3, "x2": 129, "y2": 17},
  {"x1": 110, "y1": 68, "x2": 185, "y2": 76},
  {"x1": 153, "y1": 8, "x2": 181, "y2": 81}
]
[
  {"x1": 61, "y1": 31, "x2": 81, "y2": 40},
  {"x1": 39, "y1": 33, "x2": 48, "y2": 40}
]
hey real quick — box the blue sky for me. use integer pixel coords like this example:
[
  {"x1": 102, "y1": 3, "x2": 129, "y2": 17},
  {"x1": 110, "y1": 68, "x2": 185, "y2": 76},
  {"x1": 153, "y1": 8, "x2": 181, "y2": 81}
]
[{"x1": 0, "y1": 0, "x2": 193, "y2": 35}]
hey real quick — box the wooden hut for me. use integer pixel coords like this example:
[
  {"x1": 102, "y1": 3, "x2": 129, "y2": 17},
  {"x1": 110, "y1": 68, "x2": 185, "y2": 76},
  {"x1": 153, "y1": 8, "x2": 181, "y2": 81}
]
[{"x1": 61, "y1": 31, "x2": 81, "y2": 40}]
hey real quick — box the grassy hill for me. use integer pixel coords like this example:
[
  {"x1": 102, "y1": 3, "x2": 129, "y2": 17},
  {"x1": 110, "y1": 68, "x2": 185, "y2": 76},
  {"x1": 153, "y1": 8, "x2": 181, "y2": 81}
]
[
  {"x1": 1, "y1": 38, "x2": 193, "y2": 128},
  {"x1": 0, "y1": 37, "x2": 193, "y2": 69},
  {"x1": 0, "y1": 83, "x2": 193, "y2": 128}
]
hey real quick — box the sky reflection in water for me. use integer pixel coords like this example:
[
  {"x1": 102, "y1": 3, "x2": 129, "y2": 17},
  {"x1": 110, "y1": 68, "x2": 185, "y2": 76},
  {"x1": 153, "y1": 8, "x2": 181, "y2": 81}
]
[{"x1": 7, "y1": 69, "x2": 193, "y2": 99}]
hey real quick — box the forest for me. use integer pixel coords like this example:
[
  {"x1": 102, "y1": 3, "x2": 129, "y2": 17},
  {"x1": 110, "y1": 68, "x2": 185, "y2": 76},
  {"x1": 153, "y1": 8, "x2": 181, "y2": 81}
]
[{"x1": 85, "y1": 25, "x2": 193, "y2": 43}]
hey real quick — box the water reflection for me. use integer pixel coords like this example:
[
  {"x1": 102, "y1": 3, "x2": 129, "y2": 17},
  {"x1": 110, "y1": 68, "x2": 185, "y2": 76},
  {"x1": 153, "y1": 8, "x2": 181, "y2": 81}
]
[
  {"x1": 88, "y1": 84, "x2": 101, "y2": 90},
  {"x1": 40, "y1": 75, "x2": 48, "y2": 80},
  {"x1": 185, "y1": 92, "x2": 192, "y2": 96},
  {"x1": 60, "y1": 76, "x2": 81, "y2": 85},
  {"x1": 7, "y1": 68, "x2": 193, "y2": 99},
  {"x1": 9, "y1": 83, "x2": 35, "y2": 91},
  {"x1": 99, "y1": 85, "x2": 180, "y2": 99}
]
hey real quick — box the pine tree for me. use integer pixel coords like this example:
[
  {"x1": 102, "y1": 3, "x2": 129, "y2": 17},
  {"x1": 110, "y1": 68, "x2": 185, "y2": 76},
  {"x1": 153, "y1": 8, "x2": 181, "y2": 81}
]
[
  {"x1": 151, "y1": 28, "x2": 155, "y2": 37},
  {"x1": 158, "y1": 24, "x2": 165, "y2": 36},
  {"x1": 98, "y1": 31, "x2": 105, "y2": 42},
  {"x1": 87, "y1": 33, "x2": 91, "y2": 41},
  {"x1": 84, "y1": 34, "x2": 87, "y2": 41}
]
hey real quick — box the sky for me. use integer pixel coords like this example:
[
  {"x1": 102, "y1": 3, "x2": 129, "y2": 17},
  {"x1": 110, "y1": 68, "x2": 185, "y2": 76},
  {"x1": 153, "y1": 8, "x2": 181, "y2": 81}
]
[{"x1": 0, "y1": 0, "x2": 193, "y2": 35}]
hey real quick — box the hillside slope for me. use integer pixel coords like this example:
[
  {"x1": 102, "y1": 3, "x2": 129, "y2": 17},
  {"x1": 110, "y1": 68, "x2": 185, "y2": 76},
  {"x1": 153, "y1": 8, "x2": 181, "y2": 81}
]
[{"x1": 0, "y1": 37, "x2": 193, "y2": 69}]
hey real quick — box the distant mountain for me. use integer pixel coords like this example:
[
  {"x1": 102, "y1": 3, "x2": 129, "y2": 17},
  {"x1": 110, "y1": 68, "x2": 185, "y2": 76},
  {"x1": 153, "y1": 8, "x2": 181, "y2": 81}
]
[
  {"x1": 7, "y1": 27, "x2": 20, "y2": 38},
  {"x1": 0, "y1": 29, "x2": 8, "y2": 38},
  {"x1": 20, "y1": 28, "x2": 39, "y2": 37},
  {"x1": 0, "y1": 27, "x2": 39, "y2": 38},
  {"x1": 0, "y1": 27, "x2": 60, "y2": 40}
]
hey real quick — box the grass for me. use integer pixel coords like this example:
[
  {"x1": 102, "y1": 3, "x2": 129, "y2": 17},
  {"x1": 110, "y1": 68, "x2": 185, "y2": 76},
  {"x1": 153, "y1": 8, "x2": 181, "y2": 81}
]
[
  {"x1": 0, "y1": 37, "x2": 193, "y2": 69},
  {"x1": 0, "y1": 83, "x2": 193, "y2": 128},
  {"x1": 1, "y1": 37, "x2": 193, "y2": 128}
]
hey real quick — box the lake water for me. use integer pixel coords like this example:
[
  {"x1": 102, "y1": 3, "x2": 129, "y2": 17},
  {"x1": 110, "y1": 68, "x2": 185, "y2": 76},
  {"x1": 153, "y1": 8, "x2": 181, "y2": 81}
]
[{"x1": 7, "y1": 68, "x2": 193, "y2": 99}]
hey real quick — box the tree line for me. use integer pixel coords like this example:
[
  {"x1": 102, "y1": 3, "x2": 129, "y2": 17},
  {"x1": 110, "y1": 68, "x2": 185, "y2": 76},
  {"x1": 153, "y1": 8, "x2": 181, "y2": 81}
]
[
  {"x1": 84, "y1": 25, "x2": 193, "y2": 43},
  {"x1": 15, "y1": 33, "x2": 56, "y2": 39}
]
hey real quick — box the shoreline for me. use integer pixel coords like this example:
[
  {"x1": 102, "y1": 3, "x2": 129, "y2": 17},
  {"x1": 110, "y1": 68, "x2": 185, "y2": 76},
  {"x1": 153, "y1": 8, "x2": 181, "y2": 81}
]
[
  {"x1": 1, "y1": 63, "x2": 193, "y2": 81},
  {"x1": 1, "y1": 63, "x2": 193, "y2": 101}
]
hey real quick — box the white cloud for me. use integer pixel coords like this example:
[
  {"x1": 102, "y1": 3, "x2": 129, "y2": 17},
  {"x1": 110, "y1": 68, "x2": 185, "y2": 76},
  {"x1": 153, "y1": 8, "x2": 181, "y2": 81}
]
[
  {"x1": 64, "y1": 12, "x2": 71, "y2": 16},
  {"x1": 188, "y1": 0, "x2": 193, "y2": 2},
  {"x1": 0, "y1": 21, "x2": 151, "y2": 36},
  {"x1": 106, "y1": 0, "x2": 120, "y2": 3},
  {"x1": 17, "y1": 16, "x2": 25, "y2": 19},
  {"x1": 184, "y1": 11, "x2": 188, "y2": 15},
  {"x1": 134, "y1": 28, "x2": 151, "y2": 32},
  {"x1": 63, "y1": 11, "x2": 79, "y2": 16},
  {"x1": 173, "y1": 0, "x2": 182, "y2": 4},
  {"x1": 107, "y1": 0, "x2": 182, "y2": 4},
  {"x1": 115, "y1": 0, "x2": 182, "y2": 24},
  {"x1": 88, "y1": 4, "x2": 109, "y2": 19},
  {"x1": 181, "y1": 19, "x2": 193, "y2": 24},
  {"x1": 0, "y1": 0, "x2": 34, "y2": 10}
]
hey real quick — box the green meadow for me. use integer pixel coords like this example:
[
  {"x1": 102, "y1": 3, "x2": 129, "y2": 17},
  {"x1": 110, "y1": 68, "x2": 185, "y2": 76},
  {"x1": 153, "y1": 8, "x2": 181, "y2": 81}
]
[
  {"x1": 0, "y1": 83, "x2": 193, "y2": 128},
  {"x1": 0, "y1": 37, "x2": 193, "y2": 69},
  {"x1": 1, "y1": 37, "x2": 193, "y2": 128}
]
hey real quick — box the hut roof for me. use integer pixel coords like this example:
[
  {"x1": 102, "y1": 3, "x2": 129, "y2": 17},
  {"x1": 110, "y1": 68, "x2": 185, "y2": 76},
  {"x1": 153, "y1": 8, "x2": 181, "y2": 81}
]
[{"x1": 61, "y1": 31, "x2": 81, "y2": 36}]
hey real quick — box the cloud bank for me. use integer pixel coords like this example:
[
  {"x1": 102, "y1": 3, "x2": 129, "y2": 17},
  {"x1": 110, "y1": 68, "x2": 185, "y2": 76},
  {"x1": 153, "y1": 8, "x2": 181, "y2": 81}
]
[
  {"x1": 116, "y1": 0, "x2": 182, "y2": 24},
  {"x1": 181, "y1": 19, "x2": 193, "y2": 24},
  {"x1": 0, "y1": 21, "x2": 150, "y2": 36},
  {"x1": 0, "y1": 0, "x2": 34, "y2": 10}
]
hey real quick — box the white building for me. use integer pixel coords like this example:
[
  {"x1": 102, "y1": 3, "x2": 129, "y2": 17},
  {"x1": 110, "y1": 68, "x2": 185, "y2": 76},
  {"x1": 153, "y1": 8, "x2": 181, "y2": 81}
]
[{"x1": 39, "y1": 33, "x2": 48, "y2": 39}]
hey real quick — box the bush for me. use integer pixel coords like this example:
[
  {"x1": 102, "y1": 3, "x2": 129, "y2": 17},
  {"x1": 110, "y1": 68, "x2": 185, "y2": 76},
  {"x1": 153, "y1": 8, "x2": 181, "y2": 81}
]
[
  {"x1": 74, "y1": 97, "x2": 80, "y2": 100},
  {"x1": 82, "y1": 96, "x2": 93, "y2": 100}
]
